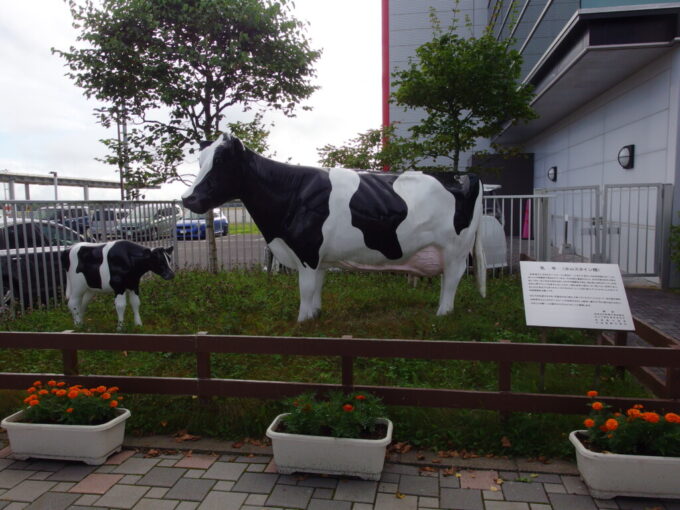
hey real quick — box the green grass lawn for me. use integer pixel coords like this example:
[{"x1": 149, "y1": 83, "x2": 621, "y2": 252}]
[{"x1": 0, "y1": 270, "x2": 652, "y2": 458}]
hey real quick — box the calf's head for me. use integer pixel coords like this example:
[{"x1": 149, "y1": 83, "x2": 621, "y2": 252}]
[
  {"x1": 182, "y1": 133, "x2": 245, "y2": 214},
  {"x1": 149, "y1": 246, "x2": 175, "y2": 280}
]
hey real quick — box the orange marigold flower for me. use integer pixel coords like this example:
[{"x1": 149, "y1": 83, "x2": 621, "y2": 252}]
[
  {"x1": 664, "y1": 413, "x2": 680, "y2": 423},
  {"x1": 23, "y1": 396, "x2": 34, "y2": 404},
  {"x1": 27, "y1": 387, "x2": 36, "y2": 394},
  {"x1": 584, "y1": 418, "x2": 595, "y2": 428},
  {"x1": 586, "y1": 390, "x2": 598, "y2": 398},
  {"x1": 627, "y1": 408, "x2": 641, "y2": 418},
  {"x1": 66, "y1": 408, "x2": 73, "y2": 413},
  {"x1": 56, "y1": 389, "x2": 67, "y2": 397},
  {"x1": 108, "y1": 386, "x2": 119, "y2": 393},
  {"x1": 47, "y1": 380, "x2": 57, "y2": 387},
  {"x1": 642, "y1": 412, "x2": 660, "y2": 423},
  {"x1": 355, "y1": 395, "x2": 366, "y2": 400},
  {"x1": 29, "y1": 400, "x2": 39, "y2": 406},
  {"x1": 57, "y1": 381, "x2": 66, "y2": 387},
  {"x1": 605, "y1": 419, "x2": 619, "y2": 431},
  {"x1": 101, "y1": 393, "x2": 111, "y2": 400},
  {"x1": 633, "y1": 404, "x2": 644, "y2": 409},
  {"x1": 81, "y1": 390, "x2": 92, "y2": 397},
  {"x1": 67, "y1": 391, "x2": 79, "y2": 399},
  {"x1": 109, "y1": 400, "x2": 119, "y2": 408},
  {"x1": 591, "y1": 402, "x2": 604, "y2": 411},
  {"x1": 97, "y1": 385, "x2": 107, "y2": 393},
  {"x1": 33, "y1": 380, "x2": 42, "y2": 387},
  {"x1": 38, "y1": 389, "x2": 48, "y2": 395},
  {"x1": 342, "y1": 404, "x2": 354, "y2": 412}
]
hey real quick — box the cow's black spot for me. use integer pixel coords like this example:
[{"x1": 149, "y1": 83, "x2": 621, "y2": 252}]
[
  {"x1": 349, "y1": 173, "x2": 407, "y2": 260},
  {"x1": 75, "y1": 245, "x2": 104, "y2": 289},
  {"x1": 425, "y1": 172, "x2": 481, "y2": 234},
  {"x1": 241, "y1": 160, "x2": 332, "y2": 269}
]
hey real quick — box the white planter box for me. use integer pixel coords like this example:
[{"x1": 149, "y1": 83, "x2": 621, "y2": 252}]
[
  {"x1": 570, "y1": 430, "x2": 680, "y2": 500},
  {"x1": 266, "y1": 413, "x2": 392, "y2": 481},
  {"x1": 2, "y1": 408, "x2": 131, "y2": 465}
]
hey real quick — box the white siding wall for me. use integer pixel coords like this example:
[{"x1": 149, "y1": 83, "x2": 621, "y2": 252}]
[
  {"x1": 529, "y1": 48, "x2": 680, "y2": 190},
  {"x1": 388, "y1": 0, "x2": 489, "y2": 169}
]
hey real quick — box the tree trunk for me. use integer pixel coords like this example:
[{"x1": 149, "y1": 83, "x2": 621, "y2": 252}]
[{"x1": 206, "y1": 209, "x2": 218, "y2": 273}]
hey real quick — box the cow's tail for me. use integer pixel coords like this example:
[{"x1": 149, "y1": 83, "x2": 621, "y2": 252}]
[{"x1": 473, "y1": 185, "x2": 487, "y2": 298}]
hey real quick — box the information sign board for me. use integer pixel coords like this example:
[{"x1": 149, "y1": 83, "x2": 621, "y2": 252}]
[{"x1": 520, "y1": 261, "x2": 634, "y2": 330}]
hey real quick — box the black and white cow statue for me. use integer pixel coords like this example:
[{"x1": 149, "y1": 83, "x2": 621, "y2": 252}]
[
  {"x1": 61, "y1": 241, "x2": 175, "y2": 329},
  {"x1": 182, "y1": 133, "x2": 486, "y2": 321}
]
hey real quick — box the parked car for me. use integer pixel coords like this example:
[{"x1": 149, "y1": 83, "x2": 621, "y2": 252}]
[
  {"x1": 116, "y1": 204, "x2": 181, "y2": 241},
  {"x1": 0, "y1": 220, "x2": 85, "y2": 311},
  {"x1": 90, "y1": 207, "x2": 128, "y2": 240},
  {"x1": 176, "y1": 209, "x2": 229, "y2": 240},
  {"x1": 35, "y1": 206, "x2": 91, "y2": 236}
]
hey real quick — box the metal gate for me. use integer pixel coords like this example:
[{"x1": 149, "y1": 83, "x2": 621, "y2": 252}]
[{"x1": 536, "y1": 183, "x2": 673, "y2": 282}]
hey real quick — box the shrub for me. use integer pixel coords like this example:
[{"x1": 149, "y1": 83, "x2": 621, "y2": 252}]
[
  {"x1": 671, "y1": 215, "x2": 680, "y2": 273},
  {"x1": 21, "y1": 380, "x2": 122, "y2": 425},
  {"x1": 581, "y1": 390, "x2": 680, "y2": 456},
  {"x1": 281, "y1": 391, "x2": 386, "y2": 439}
]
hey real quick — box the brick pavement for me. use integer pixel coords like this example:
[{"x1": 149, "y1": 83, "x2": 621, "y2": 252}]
[
  {"x1": 0, "y1": 444, "x2": 678, "y2": 509},
  {"x1": 626, "y1": 288, "x2": 680, "y2": 342}
]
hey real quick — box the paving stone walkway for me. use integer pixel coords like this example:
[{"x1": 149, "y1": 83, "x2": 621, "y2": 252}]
[{"x1": 0, "y1": 441, "x2": 678, "y2": 510}]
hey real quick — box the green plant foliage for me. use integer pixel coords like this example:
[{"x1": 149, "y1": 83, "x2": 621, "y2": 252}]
[
  {"x1": 0, "y1": 271, "x2": 654, "y2": 457},
  {"x1": 582, "y1": 392, "x2": 680, "y2": 456},
  {"x1": 317, "y1": 125, "x2": 417, "y2": 172},
  {"x1": 54, "y1": 0, "x2": 320, "y2": 189},
  {"x1": 671, "y1": 213, "x2": 680, "y2": 274},
  {"x1": 282, "y1": 391, "x2": 386, "y2": 439},
  {"x1": 20, "y1": 380, "x2": 121, "y2": 426},
  {"x1": 391, "y1": 8, "x2": 536, "y2": 172}
]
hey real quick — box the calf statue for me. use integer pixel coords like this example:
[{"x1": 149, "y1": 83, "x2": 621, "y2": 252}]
[
  {"x1": 182, "y1": 133, "x2": 486, "y2": 321},
  {"x1": 62, "y1": 241, "x2": 175, "y2": 329}
]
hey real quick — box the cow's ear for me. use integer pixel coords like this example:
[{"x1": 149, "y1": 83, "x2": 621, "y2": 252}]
[
  {"x1": 199, "y1": 140, "x2": 213, "y2": 150},
  {"x1": 165, "y1": 246, "x2": 174, "y2": 254},
  {"x1": 143, "y1": 248, "x2": 152, "y2": 259}
]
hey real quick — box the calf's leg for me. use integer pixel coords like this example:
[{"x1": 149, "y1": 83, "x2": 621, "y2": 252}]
[
  {"x1": 128, "y1": 290, "x2": 143, "y2": 326},
  {"x1": 68, "y1": 290, "x2": 85, "y2": 326},
  {"x1": 114, "y1": 292, "x2": 127, "y2": 330}
]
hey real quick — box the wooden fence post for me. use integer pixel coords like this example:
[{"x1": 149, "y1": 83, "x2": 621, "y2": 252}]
[
  {"x1": 667, "y1": 345, "x2": 680, "y2": 399},
  {"x1": 498, "y1": 339, "x2": 512, "y2": 424},
  {"x1": 196, "y1": 331, "x2": 211, "y2": 405},
  {"x1": 61, "y1": 330, "x2": 78, "y2": 376},
  {"x1": 341, "y1": 335, "x2": 354, "y2": 393}
]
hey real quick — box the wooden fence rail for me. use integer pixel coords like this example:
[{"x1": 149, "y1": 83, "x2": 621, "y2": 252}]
[{"x1": 1, "y1": 331, "x2": 680, "y2": 415}]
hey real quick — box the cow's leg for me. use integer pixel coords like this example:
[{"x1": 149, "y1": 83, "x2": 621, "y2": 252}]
[
  {"x1": 437, "y1": 255, "x2": 467, "y2": 316},
  {"x1": 114, "y1": 292, "x2": 127, "y2": 330},
  {"x1": 79, "y1": 290, "x2": 94, "y2": 319},
  {"x1": 297, "y1": 268, "x2": 324, "y2": 322},
  {"x1": 128, "y1": 290, "x2": 143, "y2": 326}
]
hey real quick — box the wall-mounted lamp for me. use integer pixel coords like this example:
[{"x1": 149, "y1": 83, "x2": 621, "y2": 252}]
[
  {"x1": 547, "y1": 166, "x2": 557, "y2": 182},
  {"x1": 618, "y1": 145, "x2": 635, "y2": 169}
]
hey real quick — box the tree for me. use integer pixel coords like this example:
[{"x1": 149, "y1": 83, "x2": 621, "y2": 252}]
[
  {"x1": 391, "y1": 12, "x2": 536, "y2": 172},
  {"x1": 317, "y1": 125, "x2": 416, "y2": 172},
  {"x1": 54, "y1": 0, "x2": 319, "y2": 271}
]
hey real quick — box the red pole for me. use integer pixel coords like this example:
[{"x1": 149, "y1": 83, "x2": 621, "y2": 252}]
[{"x1": 381, "y1": 0, "x2": 390, "y2": 172}]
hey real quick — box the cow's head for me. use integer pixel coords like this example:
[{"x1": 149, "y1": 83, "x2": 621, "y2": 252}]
[
  {"x1": 181, "y1": 133, "x2": 245, "y2": 214},
  {"x1": 148, "y1": 246, "x2": 175, "y2": 280}
]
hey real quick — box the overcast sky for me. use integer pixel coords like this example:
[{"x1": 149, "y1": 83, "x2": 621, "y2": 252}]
[{"x1": 0, "y1": 1, "x2": 382, "y2": 202}]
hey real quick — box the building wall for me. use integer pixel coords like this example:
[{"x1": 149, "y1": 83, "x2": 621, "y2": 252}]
[
  {"x1": 386, "y1": 0, "x2": 489, "y2": 169},
  {"x1": 528, "y1": 48, "x2": 679, "y2": 190},
  {"x1": 488, "y1": 0, "x2": 580, "y2": 78}
]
